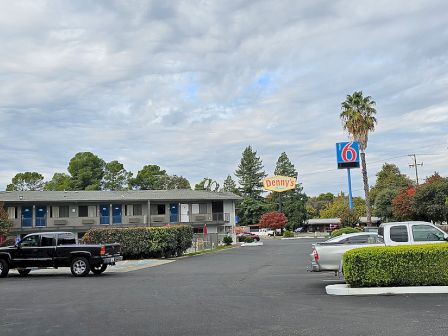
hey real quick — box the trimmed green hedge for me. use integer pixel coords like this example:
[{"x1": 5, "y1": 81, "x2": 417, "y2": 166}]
[
  {"x1": 330, "y1": 227, "x2": 362, "y2": 237},
  {"x1": 83, "y1": 226, "x2": 193, "y2": 259},
  {"x1": 343, "y1": 244, "x2": 448, "y2": 287}
]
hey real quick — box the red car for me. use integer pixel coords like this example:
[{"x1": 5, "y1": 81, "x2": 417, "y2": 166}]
[{"x1": 237, "y1": 232, "x2": 260, "y2": 242}]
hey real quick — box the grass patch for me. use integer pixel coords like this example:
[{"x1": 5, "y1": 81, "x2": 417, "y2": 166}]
[{"x1": 185, "y1": 245, "x2": 237, "y2": 257}]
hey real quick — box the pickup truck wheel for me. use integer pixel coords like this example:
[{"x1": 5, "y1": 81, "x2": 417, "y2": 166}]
[
  {"x1": 91, "y1": 264, "x2": 107, "y2": 275},
  {"x1": 70, "y1": 257, "x2": 91, "y2": 277},
  {"x1": 0, "y1": 259, "x2": 9, "y2": 278},
  {"x1": 18, "y1": 269, "x2": 31, "y2": 277}
]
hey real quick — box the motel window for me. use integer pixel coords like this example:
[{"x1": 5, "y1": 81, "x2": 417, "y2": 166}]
[
  {"x1": 157, "y1": 204, "x2": 166, "y2": 215},
  {"x1": 133, "y1": 204, "x2": 142, "y2": 216},
  {"x1": 59, "y1": 206, "x2": 69, "y2": 218},
  {"x1": 78, "y1": 206, "x2": 89, "y2": 217},
  {"x1": 199, "y1": 204, "x2": 207, "y2": 214},
  {"x1": 125, "y1": 205, "x2": 131, "y2": 216},
  {"x1": 7, "y1": 207, "x2": 16, "y2": 219}
]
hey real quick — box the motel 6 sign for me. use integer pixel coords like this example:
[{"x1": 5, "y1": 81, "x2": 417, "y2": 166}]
[{"x1": 336, "y1": 141, "x2": 360, "y2": 169}]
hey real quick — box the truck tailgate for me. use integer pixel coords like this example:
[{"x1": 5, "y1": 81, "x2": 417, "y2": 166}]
[{"x1": 104, "y1": 243, "x2": 121, "y2": 256}]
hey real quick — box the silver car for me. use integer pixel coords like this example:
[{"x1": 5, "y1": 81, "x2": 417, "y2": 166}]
[{"x1": 309, "y1": 232, "x2": 383, "y2": 273}]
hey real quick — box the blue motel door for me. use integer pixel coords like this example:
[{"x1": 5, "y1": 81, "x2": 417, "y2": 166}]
[
  {"x1": 100, "y1": 205, "x2": 109, "y2": 225},
  {"x1": 112, "y1": 204, "x2": 122, "y2": 224},
  {"x1": 35, "y1": 206, "x2": 47, "y2": 227},
  {"x1": 170, "y1": 204, "x2": 178, "y2": 222},
  {"x1": 21, "y1": 206, "x2": 33, "y2": 227}
]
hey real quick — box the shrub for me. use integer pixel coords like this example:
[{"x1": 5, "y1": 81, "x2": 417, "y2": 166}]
[
  {"x1": 283, "y1": 231, "x2": 294, "y2": 238},
  {"x1": 343, "y1": 244, "x2": 448, "y2": 287},
  {"x1": 330, "y1": 227, "x2": 362, "y2": 238},
  {"x1": 83, "y1": 225, "x2": 193, "y2": 259},
  {"x1": 223, "y1": 235, "x2": 233, "y2": 246}
]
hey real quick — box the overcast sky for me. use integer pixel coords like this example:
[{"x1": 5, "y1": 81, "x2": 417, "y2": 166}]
[{"x1": 0, "y1": 0, "x2": 447, "y2": 196}]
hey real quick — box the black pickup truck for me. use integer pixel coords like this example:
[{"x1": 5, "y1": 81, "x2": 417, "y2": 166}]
[{"x1": 0, "y1": 232, "x2": 122, "y2": 278}]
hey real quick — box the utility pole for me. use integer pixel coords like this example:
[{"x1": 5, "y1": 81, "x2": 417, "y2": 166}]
[{"x1": 408, "y1": 154, "x2": 423, "y2": 185}]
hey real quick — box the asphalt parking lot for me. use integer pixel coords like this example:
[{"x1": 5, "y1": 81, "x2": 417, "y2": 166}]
[{"x1": 1, "y1": 239, "x2": 448, "y2": 336}]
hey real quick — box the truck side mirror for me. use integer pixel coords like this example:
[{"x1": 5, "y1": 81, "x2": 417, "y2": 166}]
[{"x1": 444, "y1": 234, "x2": 448, "y2": 241}]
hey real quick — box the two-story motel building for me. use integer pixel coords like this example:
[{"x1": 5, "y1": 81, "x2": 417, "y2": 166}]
[{"x1": 0, "y1": 190, "x2": 240, "y2": 238}]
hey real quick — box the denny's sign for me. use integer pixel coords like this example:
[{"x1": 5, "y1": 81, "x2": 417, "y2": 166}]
[{"x1": 262, "y1": 175, "x2": 296, "y2": 192}]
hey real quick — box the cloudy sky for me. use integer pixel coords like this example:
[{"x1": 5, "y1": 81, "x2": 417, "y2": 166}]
[{"x1": 0, "y1": 0, "x2": 447, "y2": 196}]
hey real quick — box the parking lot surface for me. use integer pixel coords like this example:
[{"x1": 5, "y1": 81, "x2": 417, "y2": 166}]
[{"x1": 1, "y1": 239, "x2": 448, "y2": 336}]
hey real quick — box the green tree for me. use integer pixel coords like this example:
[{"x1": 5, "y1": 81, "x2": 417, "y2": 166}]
[
  {"x1": 131, "y1": 165, "x2": 167, "y2": 190},
  {"x1": 222, "y1": 175, "x2": 239, "y2": 194},
  {"x1": 235, "y1": 146, "x2": 266, "y2": 199},
  {"x1": 274, "y1": 152, "x2": 297, "y2": 177},
  {"x1": 412, "y1": 176, "x2": 448, "y2": 223},
  {"x1": 164, "y1": 175, "x2": 191, "y2": 190},
  {"x1": 102, "y1": 161, "x2": 132, "y2": 191},
  {"x1": 340, "y1": 91, "x2": 377, "y2": 224},
  {"x1": 236, "y1": 197, "x2": 271, "y2": 227},
  {"x1": 306, "y1": 203, "x2": 319, "y2": 218},
  {"x1": 339, "y1": 209, "x2": 360, "y2": 227},
  {"x1": 68, "y1": 152, "x2": 105, "y2": 190},
  {"x1": 373, "y1": 189, "x2": 397, "y2": 221},
  {"x1": 44, "y1": 173, "x2": 72, "y2": 191},
  {"x1": 6, "y1": 172, "x2": 45, "y2": 191},
  {"x1": 0, "y1": 202, "x2": 13, "y2": 237},
  {"x1": 272, "y1": 152, "x2": 308, "y2": 230},
  {"x1": 306, "y1": 193, "x2": 335, "y2": 218},
  {"x1": 370, "y1": 163, "x2": 412, "y2": 205},
  {"x1": 320, "y1": 195, "x2": 365, "y2": 226},
  {"x1": 282, "y1": 187, "x2": 308, "y2": 231}
]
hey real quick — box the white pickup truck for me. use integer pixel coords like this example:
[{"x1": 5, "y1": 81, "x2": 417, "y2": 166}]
[{"x1": 309, "y1": 221, "x2": 448, "y2": 273}]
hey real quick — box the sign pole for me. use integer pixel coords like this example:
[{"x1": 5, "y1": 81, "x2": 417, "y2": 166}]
[
  {"x1": 279, "y1": 192, "x2": 282, "y2": 213},
  {"x1": 347, "y1": 168, "x2": 353, "y2": 210}
]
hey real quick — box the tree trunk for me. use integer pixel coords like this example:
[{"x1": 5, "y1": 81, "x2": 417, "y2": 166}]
[{"x1": 360, "y1": 151, "x2": 372, "y2": 225}]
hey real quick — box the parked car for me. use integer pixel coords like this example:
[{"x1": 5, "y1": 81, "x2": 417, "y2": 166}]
[
  {"x1": 237, "y1": 232, "x2": 260, "y2": 242},
  {"x1": 294, "y1": 227, "x2": 305, "y2": 233},
  {"x1": 255, "y1": 228, "x2": 275, "y2": 236},
  {"x1": 0, "y1": 232, "x2": 122, "y2": 278},
  {"x1": 309, "y1": 221, "x2": 448, "y2": 273}
]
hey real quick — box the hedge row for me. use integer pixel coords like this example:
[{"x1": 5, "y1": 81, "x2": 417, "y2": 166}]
[
  {"x1": 330, "y1": 227, "x2": 362, "y2": 237},
  {"x1": 343, "y1": 244, "x2": 448, "y2": 287},
  {"x1": 83, "y1": 226, "x2": 193, "y2": 259}
]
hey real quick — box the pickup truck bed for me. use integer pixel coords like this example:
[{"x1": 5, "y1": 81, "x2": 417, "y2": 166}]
[{"x1": 0, "y1": 232, "x2": 122, "y2": 278}]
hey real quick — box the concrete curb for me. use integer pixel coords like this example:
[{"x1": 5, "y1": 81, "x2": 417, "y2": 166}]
[
  {"x1": 326, "y1": 284, "x2": 448, "y2": 296},
  {"x1": 281, "y1": 237, "x2": 317, "y2": 240},
  {"x1": 241, "y1": 241, "x2": 264, "y2": 247}
]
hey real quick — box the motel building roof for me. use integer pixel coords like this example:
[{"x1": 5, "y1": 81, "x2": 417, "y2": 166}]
[{"x1": 0, "y1": 190, "x2": 242, "y2": 203}]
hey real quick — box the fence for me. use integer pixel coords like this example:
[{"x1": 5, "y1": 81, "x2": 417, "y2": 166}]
[{"x1": 187, "y1": 233, "x2": 235, "y2": 253}]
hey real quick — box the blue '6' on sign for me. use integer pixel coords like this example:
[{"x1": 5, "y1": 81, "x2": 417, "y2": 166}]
[{"x1": 336, "y1": 142, "x2": 360, "y2": 169}]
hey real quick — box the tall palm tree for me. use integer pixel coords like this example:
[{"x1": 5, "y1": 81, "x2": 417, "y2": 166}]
[{"x1": 340, "y1": 91, "x2": 377, "y2": 225}]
